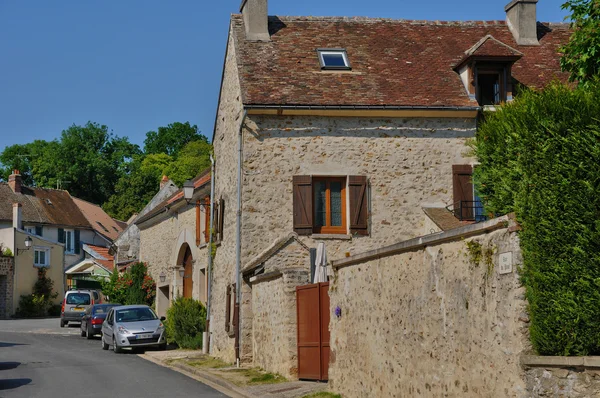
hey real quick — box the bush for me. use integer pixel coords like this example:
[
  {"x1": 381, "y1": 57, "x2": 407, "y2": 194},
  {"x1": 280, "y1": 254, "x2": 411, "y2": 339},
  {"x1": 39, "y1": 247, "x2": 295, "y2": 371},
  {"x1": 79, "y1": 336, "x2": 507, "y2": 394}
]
[
  {"x1": 473, "y1": 82, "x2": 600, "y2": 355},
  {"x1": 165, "y1": 297, "x2": 206, "y2": 349},
  {"x1": 100, "y1": 262, "x2": 156, "y2": 306},
  {"x1": 1, "y1": 247, "x2": 13, "y2": 257},
  {"x1": 15, "y1": 268, "x2": 59, "y2": 318}
]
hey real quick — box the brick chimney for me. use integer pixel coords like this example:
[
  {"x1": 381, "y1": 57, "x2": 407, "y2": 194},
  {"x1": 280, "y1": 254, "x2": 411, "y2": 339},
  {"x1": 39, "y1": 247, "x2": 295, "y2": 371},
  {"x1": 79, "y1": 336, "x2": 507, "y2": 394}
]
[
  {"x1": 8, "y1": 170, "x2": 22, "y2": 193},
  {"x1": 12, "y1": 203, "x2": 22, "y2": 230},
  {"x1": 160, "y1": 175, "x2": 169, "y2": 190},
  {"x1": 240, "y1": 0, "x2": 270, "y2": 41},
  {"x1": 505, "y1": 0, "x2": 539, "y2": 46}
]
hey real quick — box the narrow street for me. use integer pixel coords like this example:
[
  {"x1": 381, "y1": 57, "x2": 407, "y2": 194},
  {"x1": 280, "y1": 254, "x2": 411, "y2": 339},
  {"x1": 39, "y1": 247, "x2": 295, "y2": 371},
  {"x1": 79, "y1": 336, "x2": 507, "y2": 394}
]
[{"x1": 0, "y1": 319, "x2": 226, "y2": 398}]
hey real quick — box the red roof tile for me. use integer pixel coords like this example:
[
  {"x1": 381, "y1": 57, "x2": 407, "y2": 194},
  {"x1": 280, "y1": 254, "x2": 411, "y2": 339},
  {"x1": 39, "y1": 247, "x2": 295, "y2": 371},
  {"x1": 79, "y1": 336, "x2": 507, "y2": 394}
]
[
  {"x1": 86, "y1": 244, "x2": 114, "y2": 272},
  {"x1": 73, "y1": 198, "x2": 124, "y2": 241},
  {"x1": 232, "y1": 16, "x2": 570, "y2": 107}
]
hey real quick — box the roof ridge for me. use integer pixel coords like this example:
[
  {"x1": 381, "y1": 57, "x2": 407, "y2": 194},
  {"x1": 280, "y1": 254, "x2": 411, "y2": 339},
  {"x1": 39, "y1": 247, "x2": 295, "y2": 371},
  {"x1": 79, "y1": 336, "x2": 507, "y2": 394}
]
[{"x1": 465, "y1": 34, "x2": 523, "y2": 56}]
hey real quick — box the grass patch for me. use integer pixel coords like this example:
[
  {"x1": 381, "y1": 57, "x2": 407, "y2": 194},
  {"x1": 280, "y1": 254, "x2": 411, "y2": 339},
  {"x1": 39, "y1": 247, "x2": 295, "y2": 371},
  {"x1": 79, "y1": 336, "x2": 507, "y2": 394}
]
[
  {"x1": 215, "y1": 367, "x2": 287, "y2": 386},
  {"x1": 302, "y1": 393, "x2": 342, "y2": 398},
  {"x1": 187, "y1": 356, "x2": 229, "y2": 369}
]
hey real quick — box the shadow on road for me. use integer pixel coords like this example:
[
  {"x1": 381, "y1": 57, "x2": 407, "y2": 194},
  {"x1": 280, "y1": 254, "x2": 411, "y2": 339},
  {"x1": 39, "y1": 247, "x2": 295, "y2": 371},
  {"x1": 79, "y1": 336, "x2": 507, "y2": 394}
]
[
  {"x1": 0, "y1": 378, "x2": 31, "y2": 391},
  {"x1": 0, "y1": 362, "x2": 20, "y2": 371},
  {"x1": 0, "y1": 342, "x2": 28, "y2": 348}
]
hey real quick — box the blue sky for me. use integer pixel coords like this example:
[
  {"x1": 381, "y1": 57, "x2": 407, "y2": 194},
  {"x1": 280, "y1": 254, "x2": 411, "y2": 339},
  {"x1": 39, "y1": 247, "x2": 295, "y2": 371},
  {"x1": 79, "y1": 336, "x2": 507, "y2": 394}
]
[{"x1": 0, "y1": 0, "x2": 568, "y2": 150}]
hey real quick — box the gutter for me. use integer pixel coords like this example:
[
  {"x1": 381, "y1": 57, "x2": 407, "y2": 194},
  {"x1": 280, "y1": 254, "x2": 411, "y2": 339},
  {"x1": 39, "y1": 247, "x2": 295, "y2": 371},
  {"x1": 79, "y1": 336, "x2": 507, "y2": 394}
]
[
  {"x1": 235, "y1": 109, "x2": 247, "y2": 366},
  {"x1": 204, "y1": 154, "x2": 216, "y2": 354},
  {"x1": 243, "y1": 104, "x2": 481, "y2": 111}
]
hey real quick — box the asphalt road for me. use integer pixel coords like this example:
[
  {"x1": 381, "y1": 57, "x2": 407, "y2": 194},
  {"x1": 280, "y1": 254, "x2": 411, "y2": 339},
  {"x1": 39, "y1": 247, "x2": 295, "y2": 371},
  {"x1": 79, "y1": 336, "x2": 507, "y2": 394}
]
[{"x1": 0, "y1": 319, "x2": 226, "y2": 398}]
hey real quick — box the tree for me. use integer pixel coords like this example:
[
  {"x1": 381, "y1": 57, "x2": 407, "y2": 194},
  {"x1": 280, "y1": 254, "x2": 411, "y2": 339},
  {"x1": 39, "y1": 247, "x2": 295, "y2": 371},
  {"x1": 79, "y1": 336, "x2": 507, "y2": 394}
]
[
  {"x1": 144, "y1": 122, "x2": 208, "y2": 157},
  {"x1": 163, "y1": 140, "x2": 212, "y2": 186},
  {"x1": 560, "y1": 0, "x2": 600, "y2": 87}
]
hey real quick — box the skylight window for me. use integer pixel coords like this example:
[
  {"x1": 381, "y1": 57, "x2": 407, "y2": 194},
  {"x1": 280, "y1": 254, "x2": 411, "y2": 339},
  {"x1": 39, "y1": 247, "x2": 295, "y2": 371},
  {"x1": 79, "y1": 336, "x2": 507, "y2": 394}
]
[{"x1": 317, "y1": 49, "x2": 351, "y2": 70}]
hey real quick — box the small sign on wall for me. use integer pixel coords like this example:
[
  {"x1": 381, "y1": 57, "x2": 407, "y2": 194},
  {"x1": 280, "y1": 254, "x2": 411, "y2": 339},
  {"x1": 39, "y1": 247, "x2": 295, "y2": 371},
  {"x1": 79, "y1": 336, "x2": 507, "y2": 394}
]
[{"x1": 498, "y1": 252, "x2": 513, "y2": 274}]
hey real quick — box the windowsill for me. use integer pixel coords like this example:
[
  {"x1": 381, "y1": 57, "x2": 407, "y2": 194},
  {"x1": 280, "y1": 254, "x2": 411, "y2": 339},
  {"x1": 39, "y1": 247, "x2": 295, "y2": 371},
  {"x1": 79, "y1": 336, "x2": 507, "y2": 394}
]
[
  {"x1": 66, "y1": 253, "x2": 78, "y2": 256},
  {"x1": 311, "y1": 234, "x2": 352, "y2": 240},
  {"x1": 33, "y1": 264, "x2": 49, "y2": 268}
]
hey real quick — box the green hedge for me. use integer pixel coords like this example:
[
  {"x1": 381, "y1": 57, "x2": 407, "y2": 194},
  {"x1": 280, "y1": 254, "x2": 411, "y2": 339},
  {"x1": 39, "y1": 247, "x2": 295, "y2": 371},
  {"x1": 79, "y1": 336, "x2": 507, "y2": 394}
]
[
  {"x1": 473, "y1": 82, "x2": 600, "y2": 355},
  {"x1": 165, "y1": 297, "x2": 206, "y2": 349}
]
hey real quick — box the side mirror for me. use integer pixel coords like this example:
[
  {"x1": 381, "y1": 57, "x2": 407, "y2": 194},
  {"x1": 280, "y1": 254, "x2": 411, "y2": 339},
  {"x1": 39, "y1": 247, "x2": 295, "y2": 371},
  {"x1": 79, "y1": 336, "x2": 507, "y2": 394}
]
[{"x1": 160, "y1": 316, "x2": 166, "y2": 322}]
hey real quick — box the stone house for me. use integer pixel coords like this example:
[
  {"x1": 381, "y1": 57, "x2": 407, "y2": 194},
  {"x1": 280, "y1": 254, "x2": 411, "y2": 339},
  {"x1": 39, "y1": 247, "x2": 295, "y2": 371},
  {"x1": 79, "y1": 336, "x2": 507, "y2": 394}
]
[
  {"x1": 110, "y1": 176, "x2": 178, "y2": 270},
  {"x1": 136, "y1": 171, "x2": 220, "y2": 317},
  {"x1": 205, "y1": 0, "x2": 569, "y2": 379}
]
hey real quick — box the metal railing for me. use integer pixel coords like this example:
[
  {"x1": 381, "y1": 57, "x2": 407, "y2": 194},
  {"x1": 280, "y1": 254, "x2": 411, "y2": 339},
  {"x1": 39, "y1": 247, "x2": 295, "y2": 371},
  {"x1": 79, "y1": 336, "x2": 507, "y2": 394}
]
[{"x1": 447, "y1": 200, "x2": 488, "y2": 222}]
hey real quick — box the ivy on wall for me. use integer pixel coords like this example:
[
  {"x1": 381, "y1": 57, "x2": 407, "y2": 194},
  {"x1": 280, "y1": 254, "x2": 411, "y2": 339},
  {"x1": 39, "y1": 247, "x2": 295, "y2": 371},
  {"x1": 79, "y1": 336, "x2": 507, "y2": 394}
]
[{"x1": 472, "y1": 83, "x2": 600, "y2": 355}]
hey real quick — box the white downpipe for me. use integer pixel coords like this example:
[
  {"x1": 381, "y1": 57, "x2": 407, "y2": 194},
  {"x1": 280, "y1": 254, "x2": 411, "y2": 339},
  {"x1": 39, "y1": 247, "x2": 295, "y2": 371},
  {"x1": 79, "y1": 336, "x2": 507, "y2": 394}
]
[
  {"x1": 203, "y1": 154, "x2": 216, "y2": 355},
  {"x1": 235, "y1": 110, "x2": 247, "y2": 363}
]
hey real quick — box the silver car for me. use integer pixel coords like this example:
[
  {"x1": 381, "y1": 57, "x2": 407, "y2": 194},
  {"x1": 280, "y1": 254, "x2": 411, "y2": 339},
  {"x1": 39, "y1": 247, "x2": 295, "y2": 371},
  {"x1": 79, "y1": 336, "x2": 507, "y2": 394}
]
[{"x1": 101, "y1": 305, "x2": 167, "y2": 353}]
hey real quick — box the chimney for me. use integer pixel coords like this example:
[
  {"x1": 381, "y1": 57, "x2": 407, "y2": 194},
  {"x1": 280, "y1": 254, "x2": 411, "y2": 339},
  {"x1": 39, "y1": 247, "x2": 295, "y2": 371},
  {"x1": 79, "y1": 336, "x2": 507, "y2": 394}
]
[
  {"x1": 8, "y1": 170, "x2": 22, "y2": 193},
  {"x1": 12, "y1": 203, "x2": 22, "y2": 230},
  {"x1": 160, "y1": 175, "x2": 169, "y2": 190},
  {"x1": 505, "y1": 0, "x2": 539, "y2": 46},
  {"x1": 240, "y1": 0, "x2": 270, "y2": 41}
]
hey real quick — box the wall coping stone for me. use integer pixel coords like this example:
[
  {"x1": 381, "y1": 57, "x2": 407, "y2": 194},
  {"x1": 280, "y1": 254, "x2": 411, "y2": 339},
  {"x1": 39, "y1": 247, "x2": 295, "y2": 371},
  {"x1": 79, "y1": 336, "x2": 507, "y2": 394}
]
[
  {"x1": 332, "y1": 215, "x2": 511, "y2": 269},
  {"x1": 242, "y1": 232, "x2": 310, "y2": 275},
  {"x1": 249, "y1": 270, "x2": 283, "y2": 284},
  {"x1": 522, "y1": 355, "x2": 600, "y2": 368}
]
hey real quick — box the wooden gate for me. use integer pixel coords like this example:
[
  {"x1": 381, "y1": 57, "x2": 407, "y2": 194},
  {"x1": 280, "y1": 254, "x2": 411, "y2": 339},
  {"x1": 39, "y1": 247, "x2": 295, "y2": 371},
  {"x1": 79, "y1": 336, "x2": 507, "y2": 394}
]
[{"x1": 296, "y1": 282, "x2": 330, "y2": 381}]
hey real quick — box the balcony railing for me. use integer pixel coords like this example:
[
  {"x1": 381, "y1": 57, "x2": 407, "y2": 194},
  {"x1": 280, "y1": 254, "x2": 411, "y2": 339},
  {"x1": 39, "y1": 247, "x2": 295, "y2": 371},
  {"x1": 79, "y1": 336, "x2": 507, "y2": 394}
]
[{"x1": 447, "y1": 200, "x2": 488, "y2": 222}]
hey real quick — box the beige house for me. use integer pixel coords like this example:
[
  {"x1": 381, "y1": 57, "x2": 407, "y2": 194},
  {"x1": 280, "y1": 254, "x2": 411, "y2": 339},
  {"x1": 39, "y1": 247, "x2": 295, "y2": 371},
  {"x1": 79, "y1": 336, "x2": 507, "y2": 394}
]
[{"x1": 205, "y1": 0, "x2": 569, "y2": 379}]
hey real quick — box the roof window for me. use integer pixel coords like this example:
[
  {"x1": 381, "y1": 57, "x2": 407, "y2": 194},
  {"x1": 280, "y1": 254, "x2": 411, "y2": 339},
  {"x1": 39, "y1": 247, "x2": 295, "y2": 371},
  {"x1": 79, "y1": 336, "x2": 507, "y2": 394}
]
[{"x1": 317, "y1": 49, "x2": 351, "y2": 70}]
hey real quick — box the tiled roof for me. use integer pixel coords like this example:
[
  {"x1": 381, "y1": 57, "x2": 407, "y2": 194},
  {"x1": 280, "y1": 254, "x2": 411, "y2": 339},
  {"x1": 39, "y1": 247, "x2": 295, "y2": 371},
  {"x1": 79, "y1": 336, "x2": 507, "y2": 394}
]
[
  {"x1": 135, "y1": 170, "x2": 211, "y2": 225},
  {"x1": 73, "y1": 197, "x2": 123, "y2": 242},
  {"x1": 464, "y1": 34, "x2": 523, "y2": 58},
  {"x1": 86, "y1": 244, "x2": 114, "y2": 272},
  {"x1": 232, "y1": 16, "x2": 570, "y2": 107},
  {"x1": 0, "y1": 183, "x2": 91, "y2": 228}
]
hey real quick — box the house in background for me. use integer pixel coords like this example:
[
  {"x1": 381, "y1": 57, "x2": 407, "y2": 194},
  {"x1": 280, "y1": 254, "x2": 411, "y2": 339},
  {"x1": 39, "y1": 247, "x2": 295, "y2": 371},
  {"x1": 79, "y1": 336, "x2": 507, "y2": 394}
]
[
  {"x1": 110, "y1": 176, "x2": 178, "y2": 271},
  {"x1": 65, "y1": 244, "x2": 115, "y2": 290},
  {"x1": 205, "y1": 0, "x2": 569, "y2": 379}
]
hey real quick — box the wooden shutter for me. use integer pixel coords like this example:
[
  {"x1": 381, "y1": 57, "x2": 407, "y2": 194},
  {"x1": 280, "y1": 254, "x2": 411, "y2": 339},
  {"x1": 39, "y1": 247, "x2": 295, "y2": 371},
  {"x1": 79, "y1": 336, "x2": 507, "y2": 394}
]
[
  {"x1": 349, "y1": 176, "x2": 369, "y2": 236},
  {"x1": 225, "y1": 284, "x2": 231, "y2": 332},
  {"x1": 35, "y1": 226, "x2": 43, "y2": 237},
  {"x1": 204, "y1": 197, "x2": 210, "y2": 243},
  {"x1": 58, "y1": 228, "x2": 65, "y2": 244},
  {"x1": 213, "y1": 201, "x2": 219, "y2": 242},
  {"x1": 218, "y1": 198, "x2": 225, "y2": 242},
  {"x1": 452, "y1": 165, "x2": 474, "y2": 220},
  {"x1": 293, "y1": 176, "x2": 313, "y2": 235},
  {"x1": 74, "y1": 230, "x2": 81, "y2": 254},
  {"x1": 195, "y1": 200, "x2": 201, "y2": 246}
]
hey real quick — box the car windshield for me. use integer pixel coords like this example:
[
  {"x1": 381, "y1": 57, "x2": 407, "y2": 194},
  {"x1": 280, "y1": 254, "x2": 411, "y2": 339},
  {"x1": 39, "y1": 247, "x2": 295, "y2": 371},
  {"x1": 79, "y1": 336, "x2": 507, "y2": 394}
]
[
  {"x1": 66, "y1": 293, "x2": 91, "y2": 305},
  {"x1": 115, "y1": 308, "x2": 158, "y2": 323}
]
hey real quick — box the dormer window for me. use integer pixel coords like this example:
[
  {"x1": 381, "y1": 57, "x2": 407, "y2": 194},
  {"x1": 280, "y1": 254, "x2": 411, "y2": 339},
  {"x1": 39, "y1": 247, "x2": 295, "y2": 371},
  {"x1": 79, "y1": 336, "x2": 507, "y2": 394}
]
[
  {"x1": 317, "y1": 49, "x2": 351, "y2": 70},
  {"x1": 476, "y1": 66, "x2": 505, "y2": 106}
]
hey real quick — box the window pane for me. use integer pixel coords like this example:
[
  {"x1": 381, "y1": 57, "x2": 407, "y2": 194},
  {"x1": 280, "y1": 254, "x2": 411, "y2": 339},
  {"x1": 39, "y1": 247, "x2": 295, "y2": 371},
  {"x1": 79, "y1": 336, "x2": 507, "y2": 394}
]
[
  {"x1": 330, "y1": 181, "x2": 343, "y2": 227},
  {"x1": 35, "y1": 250, "x2": 39, "y2": 264},
  {"x1": 66, "y1": 231, "x2": 72, "y2": 252},
  {"x1": 322, "y1": 53, "x2": 346, "y2": 67},
  {"x1": 314, "y1": 181, "x2": 327, "y2": 227},
  {"x1": 40, "y1": 251, "x2": 46, "y2": 265}
]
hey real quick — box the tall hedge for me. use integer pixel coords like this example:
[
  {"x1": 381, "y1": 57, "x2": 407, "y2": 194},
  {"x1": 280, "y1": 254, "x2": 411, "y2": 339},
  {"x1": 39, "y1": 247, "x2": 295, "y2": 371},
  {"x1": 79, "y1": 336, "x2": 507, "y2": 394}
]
[{"x1": 473, "y1": 83, "x2": 600, "y2": 355}]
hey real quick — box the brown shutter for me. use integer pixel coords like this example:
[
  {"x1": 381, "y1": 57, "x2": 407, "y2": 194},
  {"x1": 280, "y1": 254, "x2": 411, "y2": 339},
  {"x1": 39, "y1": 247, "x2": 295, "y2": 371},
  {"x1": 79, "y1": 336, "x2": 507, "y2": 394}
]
[
  {"x1": 293, "y1": 175, "x2": 313, "y2": 235},
  {"x1": 195, "y1": 200, "x2": 201, "y2": 246},
  {"x1": 225, "y1": 284, "x2": 231, "y2": 332},
  {"x1": 218, "y1": 198, "x2": 225, "y2": 242},
  {"x1": 213, "y1": 200, "x2": 219, "y2": 241},
  {"x1": 204, "y1": 197, "x2": 210, "y2": 243},
  {"x1": 349, "y1": 176, "x2": 369, "y2": 236},
  {"x1": 452, "y1": 165, "x2": 474, "y2": 220}
]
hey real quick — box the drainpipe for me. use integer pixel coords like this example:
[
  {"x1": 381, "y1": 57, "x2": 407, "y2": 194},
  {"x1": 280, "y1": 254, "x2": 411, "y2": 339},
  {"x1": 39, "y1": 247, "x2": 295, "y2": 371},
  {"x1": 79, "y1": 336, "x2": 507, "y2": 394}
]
[
  {"x1": 235, "y1": 109, "x2": 247, "y2": 366},
  {"x1": 204, "y1": 154, "x2": 216, "y2": 354}
]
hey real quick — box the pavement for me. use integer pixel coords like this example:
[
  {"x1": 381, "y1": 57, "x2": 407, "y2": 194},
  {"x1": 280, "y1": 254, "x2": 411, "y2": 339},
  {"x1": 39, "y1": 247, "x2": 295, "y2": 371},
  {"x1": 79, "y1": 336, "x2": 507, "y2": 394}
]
[{"x1": 0, "y1": 318, "x2": 226, "y2": 397}]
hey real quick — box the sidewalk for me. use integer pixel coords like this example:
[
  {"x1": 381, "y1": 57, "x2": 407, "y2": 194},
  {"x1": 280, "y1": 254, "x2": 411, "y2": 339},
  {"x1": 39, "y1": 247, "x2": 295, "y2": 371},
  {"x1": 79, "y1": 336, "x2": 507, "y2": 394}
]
[{"x1": 139, "y1": 349, "x2": 329, "y2": 398}]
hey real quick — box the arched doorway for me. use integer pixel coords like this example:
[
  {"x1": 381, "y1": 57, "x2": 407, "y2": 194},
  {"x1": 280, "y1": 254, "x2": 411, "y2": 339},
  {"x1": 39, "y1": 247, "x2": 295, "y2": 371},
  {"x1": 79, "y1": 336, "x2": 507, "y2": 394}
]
[{"x1": 182, "y1": 246, "x2": 193, "y2": 299}]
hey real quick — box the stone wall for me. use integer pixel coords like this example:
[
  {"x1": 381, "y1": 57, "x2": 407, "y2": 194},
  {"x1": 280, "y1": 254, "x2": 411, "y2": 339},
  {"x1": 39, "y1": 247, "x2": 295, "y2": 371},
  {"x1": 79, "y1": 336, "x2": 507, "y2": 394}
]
[
  {"x1": 249, "y1": 237, "x2": 311, "y2": 378},
  {"x1": 328, "y1": 218, "x2": 529, "y2": 397},
  {"x1": 523, "y1": 357, "x2": 600, "y2": 397},
  {"x1": 0, "y1": 255, "x2": 14, "y2": 319}
]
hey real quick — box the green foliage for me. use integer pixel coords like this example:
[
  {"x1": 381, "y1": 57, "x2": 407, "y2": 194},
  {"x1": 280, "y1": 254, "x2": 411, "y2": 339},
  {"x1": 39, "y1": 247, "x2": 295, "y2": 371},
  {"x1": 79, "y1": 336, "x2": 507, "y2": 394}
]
[
  {"x1": 100, "y1": 263, "x2": 155, "y2": 306},
  {"x1": 144, "y1": 122, "x2": 207, "y2": 157},
  {"x1": 16, "y1": 268, "x2": 59, "y2": 318},
  {"x1": 2, "y1": 247, "x2": 13, "y2": 257},
  {"x1": 473, "y1": 82, "x2": 600, "y2": 355},
  {"x1": 163, "y1": 140, "x2": 212, "y2": 186},
  {"x1": 165, "y1": 297, "x2": 206, "y2": 349},
  {"x1": 560, "y1": 0, "x2": 600, "y2": 87},
  {"x1": 465, "y1": 240, "x2": 483, "y2": 266}
]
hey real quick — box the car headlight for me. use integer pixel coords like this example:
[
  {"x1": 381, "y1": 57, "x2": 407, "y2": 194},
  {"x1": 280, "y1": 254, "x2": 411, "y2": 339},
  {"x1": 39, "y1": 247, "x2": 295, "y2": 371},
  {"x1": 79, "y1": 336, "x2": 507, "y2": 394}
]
[
  {"x1": 117, "y1": 326, "x2": 130, "y2": 334},
  {"x1": 157, "y1": 323, "x2": 165, "y2": 332}
]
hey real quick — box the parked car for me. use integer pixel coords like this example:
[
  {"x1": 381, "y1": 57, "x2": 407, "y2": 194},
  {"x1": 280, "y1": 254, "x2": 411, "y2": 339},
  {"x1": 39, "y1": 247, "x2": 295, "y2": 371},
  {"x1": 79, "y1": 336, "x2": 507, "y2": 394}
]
[
  {"x1": 101, "y1": 305, "x2": 167, "y2": 353},
  {"x1": 60, "y1": 290, "x2": 95, "y2": 327},
  {"x1": 80, "y1": 304, "x2": 121, "y2": 339}
]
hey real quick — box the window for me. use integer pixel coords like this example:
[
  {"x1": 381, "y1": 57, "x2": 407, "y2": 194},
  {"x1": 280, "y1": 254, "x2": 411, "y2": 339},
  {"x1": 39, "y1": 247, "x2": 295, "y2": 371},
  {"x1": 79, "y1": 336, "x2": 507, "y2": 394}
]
[
  {"x1": 65, "y1": 229, "x2": 74, "y2": 254},
  {"x1": 451, "y1": 165, "x2": 487, "y2": 222},
  {"x1": 66, "y1": 292, "x2": 91, "y2": 305},
  {"x1": 313, "y1": 177, "x2": 347, "y2": 234},
  {"x1": 24, "y1": 226, "x2": 35, "y2": 235},
  {"x1": 293, "y1": 175, "x2": 369, "y2": 236},
  {"x1": 34, "y1": 247, "x2": 50, "y2": 267},
  {"x1": 25, "y1": 226, "x2": 43, "y2": 236},
  {"x1": 477, "y1": 71, "x2": 503, "y2": 106},
  {"x1": 317, "y1": 49, "x2": 351, "y2": 70}
]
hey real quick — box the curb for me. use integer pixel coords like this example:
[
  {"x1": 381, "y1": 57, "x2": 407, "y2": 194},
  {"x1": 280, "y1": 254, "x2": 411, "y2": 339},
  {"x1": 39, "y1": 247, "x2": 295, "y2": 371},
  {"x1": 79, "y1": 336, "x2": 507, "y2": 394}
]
[{"x1": 139, "y1": 354, "x2": 252, "y2": 398}]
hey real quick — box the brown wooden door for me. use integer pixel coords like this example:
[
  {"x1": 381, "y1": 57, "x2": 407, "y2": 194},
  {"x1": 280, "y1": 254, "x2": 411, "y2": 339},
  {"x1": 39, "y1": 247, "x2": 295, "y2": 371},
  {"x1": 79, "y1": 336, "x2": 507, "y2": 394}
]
[
  {"x1": 297, "y1": 282, "x2": 330, "y2": 381},
  {"x1": 183, "y1": 247, "x2": 193, "y2": 299}
]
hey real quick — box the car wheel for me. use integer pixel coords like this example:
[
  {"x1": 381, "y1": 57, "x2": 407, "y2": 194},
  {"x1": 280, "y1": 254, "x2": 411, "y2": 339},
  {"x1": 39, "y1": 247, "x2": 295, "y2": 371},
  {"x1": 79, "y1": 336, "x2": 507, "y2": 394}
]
[
  {"x1": 101, "y1": 335, "x2": 109, "y2": 350},
  {"x1": 113, "y1": 337, "x2": 122, "y2": 353},
  {"x1": 60, "y1": 319, "x2": 66, "y2": 328},
  {"x1": 80, "y1": 328, "x2": 86, "y2": 337},
  {"x1": 86, "y1": 326, "x2": 93, "y2": 340}
]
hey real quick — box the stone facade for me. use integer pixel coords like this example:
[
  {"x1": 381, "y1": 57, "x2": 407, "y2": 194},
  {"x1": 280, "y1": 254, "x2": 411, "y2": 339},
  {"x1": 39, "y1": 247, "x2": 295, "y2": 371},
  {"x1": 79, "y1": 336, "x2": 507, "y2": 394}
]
[
  {"x1": 248, "y1": 237, "x2": 311, "y2": 378},
  {"x1": 328, "y1": 220, "x2": 528, "y2": 397},
  {"x1": 0, "y1": 255, "x2": 14, "y2": 319},
  {"x1": 526, "y1": 366, "x2": 600, "y2": 397}
]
